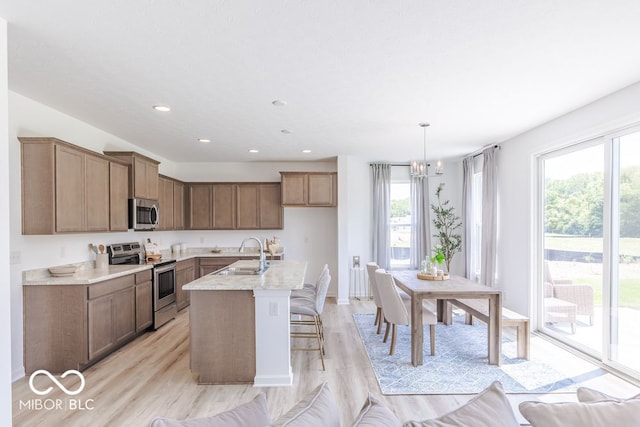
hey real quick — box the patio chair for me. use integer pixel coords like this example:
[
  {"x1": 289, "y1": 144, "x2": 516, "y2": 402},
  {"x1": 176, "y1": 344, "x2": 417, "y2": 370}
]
[{"x1": 544, "y1": 261, "x2": 595, "y2": 326}]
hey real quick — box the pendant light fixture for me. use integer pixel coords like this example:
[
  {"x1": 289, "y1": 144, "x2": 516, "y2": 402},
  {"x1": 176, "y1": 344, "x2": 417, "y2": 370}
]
[{"x1": 410, "y1": 122, "x2": 443, "y2": 178}]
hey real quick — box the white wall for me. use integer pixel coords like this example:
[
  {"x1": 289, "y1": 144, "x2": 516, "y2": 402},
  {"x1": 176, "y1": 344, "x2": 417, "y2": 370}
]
[
  {"x1": 8, "y1": 92, "x2": 338, "y2": 380},
  {"x1": 498, "y1": 81, "x2": 640, "y2": 317},
  {"x1": 1, "y1": 16, "x2": 13, "y2": 426}
]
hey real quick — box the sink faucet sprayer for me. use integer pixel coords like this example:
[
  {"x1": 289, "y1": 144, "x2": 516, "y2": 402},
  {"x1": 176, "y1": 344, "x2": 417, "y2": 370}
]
[{"x1": 239, "y1": 237, "x2": 267, "y2": 271}]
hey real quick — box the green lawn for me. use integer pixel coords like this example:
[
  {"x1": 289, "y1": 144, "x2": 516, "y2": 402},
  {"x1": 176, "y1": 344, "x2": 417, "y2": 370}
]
[{"x1": 545, "y1": 235, "x2": 640, "y2": 256}]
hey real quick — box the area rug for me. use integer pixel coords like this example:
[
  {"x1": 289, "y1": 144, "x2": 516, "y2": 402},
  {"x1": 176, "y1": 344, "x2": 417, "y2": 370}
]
[{"x1": 354, "y1": 313, "x2": 581, "y2": 395}]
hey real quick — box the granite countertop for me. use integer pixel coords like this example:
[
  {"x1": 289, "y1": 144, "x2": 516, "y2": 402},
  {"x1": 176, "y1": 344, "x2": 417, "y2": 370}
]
[
  {"x1": 22, "y1": 246, "x2": 285, "y2": 286},
  {"x1": 183, "y1": 260, "x2": 307, "y2": 291},
  {"x1": 23, "y1": 263, "x2": 152, "y2": 286},
  {"x1": 170, "y1": 246, "x2": 284, "y2": 262}
]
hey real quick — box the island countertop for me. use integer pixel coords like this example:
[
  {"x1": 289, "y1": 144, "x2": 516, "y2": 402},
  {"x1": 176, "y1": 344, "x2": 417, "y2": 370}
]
[{"x1": 183, "y1": 260, "x2": 307, "y2": 291}]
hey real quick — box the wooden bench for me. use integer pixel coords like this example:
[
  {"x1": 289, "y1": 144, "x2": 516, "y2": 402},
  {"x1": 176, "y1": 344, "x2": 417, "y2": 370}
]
[{"x1": 447, "y1": 298, "x2": 530, "y2": 360}]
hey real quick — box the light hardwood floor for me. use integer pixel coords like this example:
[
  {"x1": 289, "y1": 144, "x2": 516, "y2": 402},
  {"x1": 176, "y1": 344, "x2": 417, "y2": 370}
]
[{"x1": 12, "y1": 298, "x2": 640, "y2": 426}]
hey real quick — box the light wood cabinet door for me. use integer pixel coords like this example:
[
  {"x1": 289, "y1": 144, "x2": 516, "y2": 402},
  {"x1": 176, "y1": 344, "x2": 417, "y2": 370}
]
[
  {"x1": 135, "y1": 281, "x2": 153, "y2": 332},
  {"x1": 88, "y1": 294, "x2": 115, "y2": 361},
  {"x1": 236, "y1": 184, "x2": 259, "y2": 229},
  {"x1": 212, "y1": 184, "x2": 236, "y2": 229},
  {"x1": 146, "y1": 161, "x2": 159, "y2": 200},
  {"x1": 259, "y1": 183, "x2": 283, "y2": 229},
  {"x1": 176, "y1": 259, "x2": 195, "y2": 311},
  {"x1": 158, "y1": 177, "x2": 174, "y2": 230},
  {"x1": 280, "y1": 173, "x2": 307, "y2": 205},
  {"x1": 109, "y1": 162, "x2": 129, "y2": 231},
  {"x1": 188, "y1": 184, "x2": 212, "y2": 229},
  {"x1": 280, "y1": 172, "x2": 337, "y2": 207},
  {"x1": 113, "y1": 287, "x2": 136, "y2": 344},
  {"x1": 55, "y1": 145, "x2": 85, "y2": 232},
  {"x1": 85, "y1": 154, "x2": 110, "y2": 231},
  {"x1": 308, "y1": 173, "x2": 337, "y2": 206},
  {"x1": 173, "y1": 181, "x2": 185, "y2": 230}
]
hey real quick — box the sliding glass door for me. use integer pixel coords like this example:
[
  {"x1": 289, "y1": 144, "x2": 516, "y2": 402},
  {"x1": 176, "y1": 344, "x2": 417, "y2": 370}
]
[
  {"x1": 539, "y1": 127, "x2": 640, "y2": 379},
  {"x1": 610, "y1": 130, "x2": 640, "y2": 373}
]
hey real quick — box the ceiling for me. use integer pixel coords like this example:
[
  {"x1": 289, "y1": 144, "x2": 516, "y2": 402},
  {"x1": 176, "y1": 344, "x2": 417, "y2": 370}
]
[{"x1": 2, "y1": 1, "x2": 640, "y2": 163}]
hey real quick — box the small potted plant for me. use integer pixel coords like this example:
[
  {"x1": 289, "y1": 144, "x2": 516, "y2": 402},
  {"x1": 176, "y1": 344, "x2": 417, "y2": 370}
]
[{"x1": 430, "y1": 246, "x2": 445, "y2": 276}]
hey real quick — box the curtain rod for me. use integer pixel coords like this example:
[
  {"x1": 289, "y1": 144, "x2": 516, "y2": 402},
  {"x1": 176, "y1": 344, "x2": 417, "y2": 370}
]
[
  {"x1": 470, "y1": 144, "x2": 501, "y2": 158},
  {"x1": 369, "y1": 162, "x2": 434, "y2": 167}
]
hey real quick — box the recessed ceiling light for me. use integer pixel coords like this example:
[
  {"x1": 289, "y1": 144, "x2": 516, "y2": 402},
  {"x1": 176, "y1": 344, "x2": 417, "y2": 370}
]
[
  {"x1": 302, "y1": 149, "x2": 311, "y2": 153},
  {"x1": 198, "y1": 138, "x2": 211, "y2": 143},
  {"x1": 248, "y1": 149, "x2": 259, "y2": 153},
  {"x1": 152, "y1": 104, "x2": 171, "y2": 112},
  {"x1": 281, "y1": 129, "x2": 293, "y2": 134},
  {"x1": 271, "y1": 100, "x2": 287, "y2": 107}
]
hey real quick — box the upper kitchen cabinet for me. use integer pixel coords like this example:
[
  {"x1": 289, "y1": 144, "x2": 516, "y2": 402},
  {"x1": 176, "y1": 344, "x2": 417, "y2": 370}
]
[
  {"x1": 173, "y1": 180, "x2": 185, "y2": 230},
  {"x1": 187, "y1": 183, "x2": 236, "y2": 230},
  {"x1": 187, "y1": 183, "x2": 281, "y2": 230},
  {"x1": 109, "y1": 162, "x2": 129, "y2": 231},
  {"x1": 237, "y1": 183, "x2": 283, "y2": 229},
  {"x1": 20, "y1": 137, "x2": 127, "y2": 234},
  {"x1": 280, "y1": 172, "x2": 337, "y2": 207},
  {"x1": 103, "y1": 151, "x2": 160, "y2": 200},
  {"x1": 157, "y1": 175, "x2": 185, "y2": 231}
]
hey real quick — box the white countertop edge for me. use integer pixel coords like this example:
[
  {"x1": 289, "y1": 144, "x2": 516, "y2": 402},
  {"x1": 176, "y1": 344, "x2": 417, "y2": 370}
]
[
  {"x1": 183, "y1": 260, "x2": 307, "y2": 291},
  {"x1": 23, "y1": 264, "x2": 153, "y2": 286}
]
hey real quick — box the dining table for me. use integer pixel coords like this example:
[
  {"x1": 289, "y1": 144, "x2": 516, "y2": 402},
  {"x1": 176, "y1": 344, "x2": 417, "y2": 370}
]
[{"x1": 391, "y1": 271, "x2": 503, "y2": 366}]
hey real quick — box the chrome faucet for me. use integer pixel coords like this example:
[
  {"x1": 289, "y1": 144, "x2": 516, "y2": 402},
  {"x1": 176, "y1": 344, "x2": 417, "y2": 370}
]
[{"x1": 239, "y1": 237, "x2": 267, "y2": 271}]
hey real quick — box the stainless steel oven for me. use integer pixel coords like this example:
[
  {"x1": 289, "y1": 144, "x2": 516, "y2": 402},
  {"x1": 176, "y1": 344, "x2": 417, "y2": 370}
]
[
  {"x1": 153, "y1": 260, "x2": 177, "y2": 329},
  {"x1": 107, "y1": 242, "x2": 177, "y2": 329}
]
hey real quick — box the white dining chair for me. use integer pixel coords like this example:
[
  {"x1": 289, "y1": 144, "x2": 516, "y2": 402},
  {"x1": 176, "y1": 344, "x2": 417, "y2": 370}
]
[{"x1": 375, "y1": 269, "x2": 436, "y2": 356}]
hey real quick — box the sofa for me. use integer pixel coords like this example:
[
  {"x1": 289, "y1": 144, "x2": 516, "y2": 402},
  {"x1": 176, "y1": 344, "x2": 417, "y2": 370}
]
[{"x1": 149, "y1": 381, "x2": 640, "y2": 427}]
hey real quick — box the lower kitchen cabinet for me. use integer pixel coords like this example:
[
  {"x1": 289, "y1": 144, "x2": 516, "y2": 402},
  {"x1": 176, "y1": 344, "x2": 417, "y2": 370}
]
[
  {"x1": 88, "y1": 286, "x2": 136, "y2": 360},
  {"x1": 135, "y1": 271, "x2": 153, "y2": 331},
  {"x1": 23, "y1": 269, "x2": 152, "y2": 374},
  {"x1": 176, "y1": 259, "x2": 195, "y2": 311}
]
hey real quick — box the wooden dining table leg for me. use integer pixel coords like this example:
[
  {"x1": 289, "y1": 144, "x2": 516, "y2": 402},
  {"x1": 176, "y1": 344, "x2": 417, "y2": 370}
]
[
  {"x1": 411, "y1": 294, "x2": 423, "y2": 366},
  {"x1": 488, "y1": 294, "x2": 502, "y2": 366}
]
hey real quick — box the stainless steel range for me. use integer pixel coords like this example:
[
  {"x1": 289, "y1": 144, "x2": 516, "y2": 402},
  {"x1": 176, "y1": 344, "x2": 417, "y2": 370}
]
[{"x1": 107, "y1": 242, "x2": 177, "y2": 329}]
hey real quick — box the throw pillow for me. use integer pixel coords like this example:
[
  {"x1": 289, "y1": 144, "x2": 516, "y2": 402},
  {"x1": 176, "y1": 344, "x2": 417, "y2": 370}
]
[
  {"x1": 149, "y1": 392, "x2": 271, "y2": 427},
  {"x1": 519, "y1": 398, "x2": 640, "y2": 427},
  {"x1": 351, "y1": 392, "x2": 402, "y2": 427},
  {"x1": 577, "y1": 387, "x2": 640, "y2": 402},
  {"x1": 403, "y1": 381, "x2": 519, "y2": 427},
  {"x1": 272, "y1": 382, "x2": 340, "y2": 427}
]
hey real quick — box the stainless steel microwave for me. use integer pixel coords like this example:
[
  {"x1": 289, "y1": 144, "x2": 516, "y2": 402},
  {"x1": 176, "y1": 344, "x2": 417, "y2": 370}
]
[{"x1": 129, "y1": 198, "x2": 159, "y2": 230}]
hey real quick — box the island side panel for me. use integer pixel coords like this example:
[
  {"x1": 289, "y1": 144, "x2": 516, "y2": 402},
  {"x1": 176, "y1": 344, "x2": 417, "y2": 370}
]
[{"x1": 189, "y1": 290, "x2": 256, "y2": 384}]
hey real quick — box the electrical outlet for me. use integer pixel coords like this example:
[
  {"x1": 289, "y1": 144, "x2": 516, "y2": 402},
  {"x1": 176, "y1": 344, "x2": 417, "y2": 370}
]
[
  {"x1": 269, "y1": 302, "x2": 279, "y2": 316},
  {"x1": 60, "y1": 246, "x2": 66, "y2": 258},
  {"x1": 10, "y1": 251, "x2": 21, "y2": 265},
  {"x1": 200, "y1": 236, "x2": 205, "y2": 244}
]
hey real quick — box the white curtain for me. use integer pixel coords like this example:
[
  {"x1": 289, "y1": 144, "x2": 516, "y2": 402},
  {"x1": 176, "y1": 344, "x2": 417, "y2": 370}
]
[
  {"x1": 462, "y1": 156, "x2": 473, "y2": 279},
  {"x1": 410, "y1": 176, "x2": 430, "y2": 269},
  {"x1": 480, "y1": 146, "x2": 498, "y2": 287},
  {"x1": 371, "y1": 163, "x2": 391, "y2": 269}
]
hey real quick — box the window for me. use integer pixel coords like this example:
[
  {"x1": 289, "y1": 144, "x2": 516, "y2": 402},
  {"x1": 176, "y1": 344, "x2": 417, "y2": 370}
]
[{"x1": 390, "y1": 181, "x2": 411, "y2": 268}]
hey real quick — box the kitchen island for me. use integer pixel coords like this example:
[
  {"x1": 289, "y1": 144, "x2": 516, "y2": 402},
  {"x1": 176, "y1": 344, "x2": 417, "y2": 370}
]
[{"x1": 183, "y1": 259, "x2": 306, "y2": 386}]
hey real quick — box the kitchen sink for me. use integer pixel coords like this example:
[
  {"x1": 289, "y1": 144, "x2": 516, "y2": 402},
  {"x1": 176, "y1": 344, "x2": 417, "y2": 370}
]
[{"x1": 213, "y1": 266, "x2": 268, "y2": 276}]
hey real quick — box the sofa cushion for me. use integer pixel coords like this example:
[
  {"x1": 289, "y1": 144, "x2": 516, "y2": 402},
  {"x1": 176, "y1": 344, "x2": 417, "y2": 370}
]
[
  {"x1": 577, "y1": 387, "x2": 640, "y2": 402},
  {"x1": 519, "y1": 397, "x2": 640, "y2": 427},
  {"x1": 403, "y1": 381, "x2": 519, "y2": 427},
  {"x1": 272, "y1": 382, "x2": 340, "y2": 427},
  {"x1": 149, "y1": 392, "x2": 270, "y2": 427},
  {"x1": 351, "y1": 392, "x2": 402, "y2": 427}
]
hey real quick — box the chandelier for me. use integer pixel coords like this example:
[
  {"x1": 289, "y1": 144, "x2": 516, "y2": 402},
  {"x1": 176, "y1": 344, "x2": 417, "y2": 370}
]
[{"x1": 410, "y1": 123, "x2": 443, "y2": 178}]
